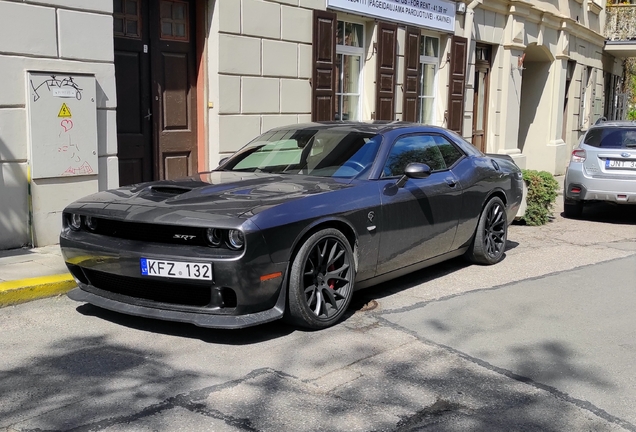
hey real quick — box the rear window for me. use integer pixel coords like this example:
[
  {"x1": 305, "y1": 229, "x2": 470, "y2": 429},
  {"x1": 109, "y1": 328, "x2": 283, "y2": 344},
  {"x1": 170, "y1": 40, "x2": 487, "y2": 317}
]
[{"x1": 584, "y1": 127, "x2": 636, "y2": 148}]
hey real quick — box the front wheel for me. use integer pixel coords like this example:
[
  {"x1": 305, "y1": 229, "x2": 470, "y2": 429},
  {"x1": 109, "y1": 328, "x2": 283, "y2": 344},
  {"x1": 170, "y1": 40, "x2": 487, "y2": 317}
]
[
  {"x1": 287, "y1": 229, "x2": 355, "y2": 329},
  {"x1": 466, "y1": 197, "x2": 508, "y2": 265}
]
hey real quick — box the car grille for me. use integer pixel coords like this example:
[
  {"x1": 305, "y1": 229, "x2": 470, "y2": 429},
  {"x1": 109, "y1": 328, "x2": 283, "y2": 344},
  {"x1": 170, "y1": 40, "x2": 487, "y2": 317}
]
[
  {"x1": 90, "y1": 218, "x2": 208, "y2": 246},
  {"x1": 83, "y1": 269, "x2": 212, "y2": 307}
]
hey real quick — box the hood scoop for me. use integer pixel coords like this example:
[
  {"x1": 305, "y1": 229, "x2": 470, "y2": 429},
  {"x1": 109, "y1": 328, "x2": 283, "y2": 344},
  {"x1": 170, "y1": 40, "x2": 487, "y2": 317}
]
[{"x1": 149, "y1": 185, "x2": 193, "y2": 195}]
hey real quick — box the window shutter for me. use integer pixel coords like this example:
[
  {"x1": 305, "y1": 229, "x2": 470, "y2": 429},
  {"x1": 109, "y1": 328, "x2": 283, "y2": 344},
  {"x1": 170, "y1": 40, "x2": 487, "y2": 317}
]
[
  {"x1": 312, "y1": 10, "x2": 337, "y2": 122},
  {"x1": 375, "y1": 21, "x2": 398, "y2": 121},
  {"x1": 403, "y1": 27, "x2": 420, "y2": 122},
  {"x1": 447, "y1": 35, "x2": 467, "y2": 134}
]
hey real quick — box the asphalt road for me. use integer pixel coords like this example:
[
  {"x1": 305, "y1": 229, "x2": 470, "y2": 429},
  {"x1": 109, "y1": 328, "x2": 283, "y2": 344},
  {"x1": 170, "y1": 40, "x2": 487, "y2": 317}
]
[{"x1": 1, "y1": 202, "x2": 635, "y2": 432}]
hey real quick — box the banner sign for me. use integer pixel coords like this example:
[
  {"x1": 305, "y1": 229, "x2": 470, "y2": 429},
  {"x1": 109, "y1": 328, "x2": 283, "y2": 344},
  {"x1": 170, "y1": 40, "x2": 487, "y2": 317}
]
[{"x1": 327, "y1": 0, "x2": 456, "y2": 33}]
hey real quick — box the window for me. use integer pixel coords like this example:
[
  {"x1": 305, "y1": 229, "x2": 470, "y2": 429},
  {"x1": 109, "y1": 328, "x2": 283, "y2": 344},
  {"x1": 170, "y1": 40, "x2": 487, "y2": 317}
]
[
  {"x1": 114, "y1": 0, "x2": 141, "y2": 39},
  {"x1": 160, "y1": 0, "x2": 188, "y2": 41},
  {"x1": 335, "y1": 21, "x2": 364, "y2": 121},
  {"x1": 382, "y1": 134, "x2": 462, "y2": 177},
  {"x1": 225, "y1": 128, "x2": 381, "y2": 179},
  {"x1": 418, "y1": 36, "x2": 439, "y2": 124}
]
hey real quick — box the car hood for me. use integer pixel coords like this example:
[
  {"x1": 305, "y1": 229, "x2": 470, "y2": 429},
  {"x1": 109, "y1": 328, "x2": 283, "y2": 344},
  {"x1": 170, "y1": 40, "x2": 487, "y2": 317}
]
[{"x1": 69, "y1": 171, "x2": 354, "y2": 221}]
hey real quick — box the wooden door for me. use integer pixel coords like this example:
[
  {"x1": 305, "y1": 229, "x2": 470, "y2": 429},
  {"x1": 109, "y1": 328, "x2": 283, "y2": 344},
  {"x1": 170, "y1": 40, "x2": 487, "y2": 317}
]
[
  {"x1": 402, "y1": 27, "x2": 420, "y2": 122},
  {"x1": 447, "y1": 35, "x2": 467, "y2": 134},
  {"x1": 375, "y1": 21, "x2": 397, "y2": 121},
  {"x1": 114, "y1": 0, "x2": 198, "y2": 185},
  {"x1": 151, "y1": 0, "x2": 198, "y2": 180},
  {"x1": 471, "y1": 45, "x2": 490, "y2": 153},
  {"x1": 114, "y1": 0, "x2": 153, "y2": 185}
]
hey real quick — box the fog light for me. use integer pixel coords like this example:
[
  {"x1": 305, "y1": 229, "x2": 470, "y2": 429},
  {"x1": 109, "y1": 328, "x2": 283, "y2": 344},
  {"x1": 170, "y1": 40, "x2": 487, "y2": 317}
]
[
  {"x1": 206, "y1": 228, "x2": 222, "y2": 247},
  {"x1": 69, "y1": 214, "x2": 82, "y2": 231},
  {"x1": 227, "y1": 229, "x2": 244, "y2": 250},
  {"x1": 85, "y1": 216, "x2": 97, "y2": 231}
]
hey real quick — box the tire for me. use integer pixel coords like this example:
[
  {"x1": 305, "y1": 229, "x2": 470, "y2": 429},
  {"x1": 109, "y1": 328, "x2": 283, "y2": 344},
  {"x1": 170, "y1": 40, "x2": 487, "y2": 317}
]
[
  {"x1": 287, "y1": 228, "x2": 355, "y2": 329},
  {"x1": 564, "y1": 199, "x2": 583, "y2": 219},
  {"x1": 466, "y1": 197, "x2": 508, "y2": 265}
]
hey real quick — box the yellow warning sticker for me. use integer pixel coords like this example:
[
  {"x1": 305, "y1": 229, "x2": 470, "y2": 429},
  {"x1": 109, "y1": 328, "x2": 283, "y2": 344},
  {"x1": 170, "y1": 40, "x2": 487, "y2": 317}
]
[{"x1": 58, "y1": 103, "x2": 72, "y2": 118}]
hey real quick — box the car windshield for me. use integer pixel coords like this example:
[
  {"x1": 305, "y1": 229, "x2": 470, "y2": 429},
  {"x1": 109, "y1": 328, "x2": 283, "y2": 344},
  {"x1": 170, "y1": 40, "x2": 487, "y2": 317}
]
[
  {"x1": 222, "y1": 129, "x2": 382, "y2": 178},
  {"x1": 584, "y1": 127, "x2": 636, "y2": 148}
]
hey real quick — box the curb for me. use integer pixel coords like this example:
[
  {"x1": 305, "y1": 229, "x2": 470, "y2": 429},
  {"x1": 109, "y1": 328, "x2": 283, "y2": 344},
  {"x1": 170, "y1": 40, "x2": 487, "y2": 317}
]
[{"x1": 0, "y1": 274, "x2": 76, "y2": 307}]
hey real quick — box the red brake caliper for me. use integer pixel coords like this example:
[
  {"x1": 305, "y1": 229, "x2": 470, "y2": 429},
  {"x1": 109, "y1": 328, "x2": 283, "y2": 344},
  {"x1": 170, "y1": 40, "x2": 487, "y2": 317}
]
[{"x1": 327, "y1": 264, "x2": 335, "y2": 289}]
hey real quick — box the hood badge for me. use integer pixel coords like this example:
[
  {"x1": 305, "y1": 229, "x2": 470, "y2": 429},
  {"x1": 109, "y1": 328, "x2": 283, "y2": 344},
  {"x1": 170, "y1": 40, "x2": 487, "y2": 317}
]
[
  {"x1": 621, "y1": 152, "x2": 631, "y2": 158},
  {"x1": 368, "y1": 211, "x2": 375, "y2": 223},
  {"x1": 174, "y1": 234, "x2": 196, "y2": 240}
]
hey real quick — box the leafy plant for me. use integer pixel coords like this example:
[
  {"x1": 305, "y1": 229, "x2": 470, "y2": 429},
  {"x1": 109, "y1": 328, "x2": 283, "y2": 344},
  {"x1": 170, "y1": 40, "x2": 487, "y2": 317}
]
[{"x1": 521, "y1": 169, "x2": 559, "y2": 226}]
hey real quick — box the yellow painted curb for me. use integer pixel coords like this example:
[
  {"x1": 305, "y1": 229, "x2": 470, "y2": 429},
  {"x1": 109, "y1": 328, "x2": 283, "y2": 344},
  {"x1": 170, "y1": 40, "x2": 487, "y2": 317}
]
[{"x1": 0, "y1": 274, "x2": 76, "y2": 307}]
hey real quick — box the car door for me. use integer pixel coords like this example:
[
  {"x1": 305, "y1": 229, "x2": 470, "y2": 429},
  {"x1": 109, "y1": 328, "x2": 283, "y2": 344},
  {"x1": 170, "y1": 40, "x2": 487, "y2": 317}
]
[{"x1": 376, "y1": 133, "x2": 464, "y2": 276}]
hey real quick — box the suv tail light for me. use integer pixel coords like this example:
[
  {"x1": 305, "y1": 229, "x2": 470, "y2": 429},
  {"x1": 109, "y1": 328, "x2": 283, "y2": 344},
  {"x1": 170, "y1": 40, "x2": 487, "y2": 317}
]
[{"x1": 571, "y1": 149, "x2": 586, "y2": 163}]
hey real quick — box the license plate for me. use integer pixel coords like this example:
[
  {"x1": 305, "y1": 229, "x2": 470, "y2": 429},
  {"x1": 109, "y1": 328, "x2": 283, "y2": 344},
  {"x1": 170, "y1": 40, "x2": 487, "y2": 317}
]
[
  {"x1": 140, "y1": 258, "x2": 212, "y2": 281},
  {"x1": 606, "y1": 159, "x2": 636, "y2": 169}
]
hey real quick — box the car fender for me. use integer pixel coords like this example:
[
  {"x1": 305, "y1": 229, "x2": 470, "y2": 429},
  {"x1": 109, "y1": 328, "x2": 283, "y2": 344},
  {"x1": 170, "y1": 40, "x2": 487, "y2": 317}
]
[{"x1": 287, "y1": 215, "x2": 360, "y2": 271}]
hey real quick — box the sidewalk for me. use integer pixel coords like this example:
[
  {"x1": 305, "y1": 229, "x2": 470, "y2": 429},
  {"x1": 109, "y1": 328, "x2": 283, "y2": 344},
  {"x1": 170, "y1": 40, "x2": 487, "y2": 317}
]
[{"x1": 0, "y1": 245, "x2": 74, "y2": 307}]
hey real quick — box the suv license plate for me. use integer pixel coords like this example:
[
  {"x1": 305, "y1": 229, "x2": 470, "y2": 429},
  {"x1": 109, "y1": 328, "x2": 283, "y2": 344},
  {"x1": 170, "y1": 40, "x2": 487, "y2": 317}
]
[
  {"x1": 606, "y1": 159, "x2": 636, "y2": 169},
  {"x1": 140, "y1": 258, "x2": 212, "y2": 281}
]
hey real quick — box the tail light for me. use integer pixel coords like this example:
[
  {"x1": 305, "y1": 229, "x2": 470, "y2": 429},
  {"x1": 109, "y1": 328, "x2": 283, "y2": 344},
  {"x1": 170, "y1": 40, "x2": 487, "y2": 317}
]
[{"x1": 571, "y1": 149, "x2": 586, "y2": 163}]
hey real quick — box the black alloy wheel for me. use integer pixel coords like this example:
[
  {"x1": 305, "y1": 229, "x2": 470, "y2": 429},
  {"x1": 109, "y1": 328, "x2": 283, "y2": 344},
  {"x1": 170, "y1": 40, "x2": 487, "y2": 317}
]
[
  {"x1": 466, "y1": 197, "x2": 508, "y2": 265},
  {"x1": 287, "y1": 228, "x2": 354, "y2": 329}
]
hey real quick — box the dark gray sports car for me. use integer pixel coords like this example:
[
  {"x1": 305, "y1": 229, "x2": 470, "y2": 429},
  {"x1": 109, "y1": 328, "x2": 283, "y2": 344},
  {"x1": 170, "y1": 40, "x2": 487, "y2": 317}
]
[{"x1": 61, "y1": 122, "x2": 523, "y2": 329}]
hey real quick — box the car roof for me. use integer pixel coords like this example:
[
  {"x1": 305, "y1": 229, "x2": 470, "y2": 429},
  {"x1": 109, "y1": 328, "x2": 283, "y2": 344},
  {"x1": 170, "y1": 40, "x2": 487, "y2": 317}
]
[
  {"x1": 590, "y1": 120, "x2": 636, "y2": 129},
  {"x1": 266, "y1": 121, "x2": 451, "y2": 135}
]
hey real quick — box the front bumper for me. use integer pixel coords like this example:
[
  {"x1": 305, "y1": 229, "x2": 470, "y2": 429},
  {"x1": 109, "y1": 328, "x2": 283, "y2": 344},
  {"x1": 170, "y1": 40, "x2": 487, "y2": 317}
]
[
  {"x1": 565, "y1": 165, "x2": 636, "y2": 204},
  {"x1": 61, "y1": 228, "x2": 289, "y2": 329}
]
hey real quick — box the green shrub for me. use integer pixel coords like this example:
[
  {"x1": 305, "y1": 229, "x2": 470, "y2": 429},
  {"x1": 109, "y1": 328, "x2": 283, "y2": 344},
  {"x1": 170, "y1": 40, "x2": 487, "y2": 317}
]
[{"x1": 521, "y1": 169, "x2": 559, "y2": 226}]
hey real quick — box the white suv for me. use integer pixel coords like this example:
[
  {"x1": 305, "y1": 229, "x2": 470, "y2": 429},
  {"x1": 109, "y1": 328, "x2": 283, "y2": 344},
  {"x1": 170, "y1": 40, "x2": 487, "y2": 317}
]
[{"x1": 564, "y1": 121, "x2": 636, "y2": 218}]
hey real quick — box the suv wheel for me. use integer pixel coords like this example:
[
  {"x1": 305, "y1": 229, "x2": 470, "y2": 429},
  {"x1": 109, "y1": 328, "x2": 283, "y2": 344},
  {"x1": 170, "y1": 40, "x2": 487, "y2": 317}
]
[{"x1": 564, "y1": 199, "x2": 583, "y2": 218}]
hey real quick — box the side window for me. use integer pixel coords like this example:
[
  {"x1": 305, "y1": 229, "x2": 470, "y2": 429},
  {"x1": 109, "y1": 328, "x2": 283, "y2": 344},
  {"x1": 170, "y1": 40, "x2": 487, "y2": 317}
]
[
  {"x1": 382, "y1": 135, "x2": 446, "y2": 177},
  {"x1": 431, "y1": 135, "x2": 464, "y2": 167}
]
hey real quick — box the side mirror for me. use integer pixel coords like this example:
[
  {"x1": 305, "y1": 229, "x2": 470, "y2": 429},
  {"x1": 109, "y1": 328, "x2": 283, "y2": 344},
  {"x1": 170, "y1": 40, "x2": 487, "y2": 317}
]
[
  {"x1": 217, "y1": 157, "x2": 229, "y2": 168},
  {"x1": 396, "y1": 163, "x2": 432, "y2": 188}
]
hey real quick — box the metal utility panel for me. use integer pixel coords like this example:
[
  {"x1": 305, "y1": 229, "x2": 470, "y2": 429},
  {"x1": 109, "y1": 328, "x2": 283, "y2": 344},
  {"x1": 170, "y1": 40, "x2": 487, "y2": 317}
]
[{"x1": 27, "y1": 72, "x2": 98, "y2": 179}]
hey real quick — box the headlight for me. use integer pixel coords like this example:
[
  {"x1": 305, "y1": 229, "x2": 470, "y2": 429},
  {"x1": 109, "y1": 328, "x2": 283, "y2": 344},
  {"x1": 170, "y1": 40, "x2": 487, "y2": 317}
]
[
  {"x1": 227, "y1": 229, "x2": 244, "y2": 250},
  {"x1": 85, "y1": 216, "x2": 97, "y2": 231},
  {"x1": 206, "y1": 228, "x2": 222, "y2": 247},
  {"x1": 69, "y1": 214, "x2": 82, "y2": 231}
]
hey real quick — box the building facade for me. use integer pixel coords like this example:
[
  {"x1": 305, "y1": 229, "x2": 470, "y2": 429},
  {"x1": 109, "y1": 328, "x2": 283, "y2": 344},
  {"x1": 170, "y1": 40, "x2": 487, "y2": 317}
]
[{"x1": 0, "y1": 0, "x2": 624, "y2": 250}]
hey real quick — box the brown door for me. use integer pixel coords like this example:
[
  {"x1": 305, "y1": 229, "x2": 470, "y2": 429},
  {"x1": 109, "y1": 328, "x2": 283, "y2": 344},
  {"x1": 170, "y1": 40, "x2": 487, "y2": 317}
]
[
  {"x1": 402, "y1": 27, "x2": 420, "y2": 123},
  {"x1": 447, "y1": 35, "x2": 467, "y2": 134},
  {"x1": 151, "y1": 0, "x2": 198, "y2": 180},
  {"x1": 114, "y1": 0, "x2": 152, "y2": 185},
  {"x1": 471, "y1": 45, "x2": 490, "y2": 153},
  {"x1": 114, "y1": 0, "x2": 198, "y2": 185},
  {"x1": 375, "y1": 21, "x2": 397, "y2": 121}
]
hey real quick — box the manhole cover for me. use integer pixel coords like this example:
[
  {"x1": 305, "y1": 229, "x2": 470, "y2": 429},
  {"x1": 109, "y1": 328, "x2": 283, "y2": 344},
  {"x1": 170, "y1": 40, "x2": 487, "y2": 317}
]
[{"x1": 357, "y1": 300, "x2": 378, "y2": 312}]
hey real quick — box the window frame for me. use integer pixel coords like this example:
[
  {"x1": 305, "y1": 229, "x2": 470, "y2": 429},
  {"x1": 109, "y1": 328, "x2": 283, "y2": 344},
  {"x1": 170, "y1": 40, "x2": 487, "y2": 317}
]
[
  {"x1": 335, "y1": 18, "x2": 365, "y2": 122},
  {"x1": 380, "y1": 132, "x2": 466, "y2": 178},
  {"x1": 418, "y1": 34, "x2": 440, "y2": 125}
]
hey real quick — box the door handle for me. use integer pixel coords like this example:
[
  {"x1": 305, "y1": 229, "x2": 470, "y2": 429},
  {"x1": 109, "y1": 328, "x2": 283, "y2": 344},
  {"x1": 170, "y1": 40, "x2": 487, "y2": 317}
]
[
  {"x1": 445, "y1": 178, "x2": 457, "y2": 187},
  {"x1": 144, "y1": 109, "x2": 152, "y2": 120}
]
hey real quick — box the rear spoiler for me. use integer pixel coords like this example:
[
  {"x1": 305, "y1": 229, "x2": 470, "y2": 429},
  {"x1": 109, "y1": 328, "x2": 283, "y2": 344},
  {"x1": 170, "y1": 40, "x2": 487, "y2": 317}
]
[{"x1": 485, "y1": 153, "x2": 515, "y2": 163}]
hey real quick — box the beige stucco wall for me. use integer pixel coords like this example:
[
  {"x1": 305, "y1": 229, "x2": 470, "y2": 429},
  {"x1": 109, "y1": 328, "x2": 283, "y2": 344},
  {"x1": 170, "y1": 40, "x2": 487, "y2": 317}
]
[
  {"x1": 209, "y1": 0, "x2": 323, "y2": 167},
  {"x1": 0, "y1": 0, "x2": 116, "y2": 249},
  {"x1": 463, "y1": 0, "x2": 612, "y2": 174}
]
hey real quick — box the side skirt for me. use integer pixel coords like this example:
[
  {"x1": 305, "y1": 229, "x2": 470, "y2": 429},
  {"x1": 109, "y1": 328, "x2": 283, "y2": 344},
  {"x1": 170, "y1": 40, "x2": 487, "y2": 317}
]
[{"x1": 354, "y1": 247, "x2": 468, "y2": 290}]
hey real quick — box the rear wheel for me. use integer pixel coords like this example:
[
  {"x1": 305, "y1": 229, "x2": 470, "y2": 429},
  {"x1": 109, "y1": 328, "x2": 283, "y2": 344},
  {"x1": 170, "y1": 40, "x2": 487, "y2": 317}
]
[
  {"x1": 287, "y1": 229, "x2": 355, "y2": 329},
  {"x1": 564, "y1": 199, "x2": 583, "y2": 219},
  {"x1": 466, "y1": 197, "x2": 507, "y2": 265}
]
